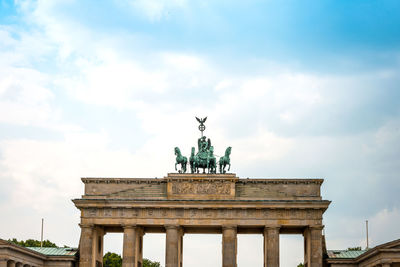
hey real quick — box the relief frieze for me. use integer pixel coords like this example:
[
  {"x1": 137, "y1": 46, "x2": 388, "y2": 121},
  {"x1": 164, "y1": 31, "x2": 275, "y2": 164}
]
[{"x1": 171, "y1": 181, "x2": 230, "y2": 195}]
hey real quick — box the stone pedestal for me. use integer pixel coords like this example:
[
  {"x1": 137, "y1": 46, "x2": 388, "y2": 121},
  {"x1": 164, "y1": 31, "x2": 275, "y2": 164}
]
[
  {"x1": 165, "y1": 225, "x2": 180, "y2": 267},
  {"x1": 79, "y1": 224, "x2": 94, "y2": 267},
  {"x1": 222, "y1": 226, "x2": 237, "y2": 267},
  {"x1": 123, "y1": 225, "x2": 137, "y2": 267},
  {"x1": 264, "y1": 226, "x2": 280, "y2": 267}
]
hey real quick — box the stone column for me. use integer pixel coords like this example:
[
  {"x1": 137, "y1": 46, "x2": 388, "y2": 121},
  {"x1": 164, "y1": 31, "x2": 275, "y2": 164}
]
[
  {"x1": 381, "y1": 263, "x2": 391, "y2": 267},
  {"x1": 135, "y1": 227, "x2": 144, "y2": 267},
  {"x1": 309, "y1": 226, "x2": 323, "y2": 267},
  {"x1": 92, "y1": 227, "x2": 105, "y2": 267},
  {"x1": 222, "y1": 226, "x2": 237, "y2": 267},
  {"x1": 123, "y1": 225, "x2": 138, "y2": 267},
  {"x1": 303, "y1": 228, "x2": 310, "y2": 267},
  {"x1": 165, "y1": 225, "x2": 180, "y2": 267},
  {"x1": 178, "y1": 228, "x2": 184, "y2": 267},
  {"x1": 79, "y1": 224, "x2": 95, "y2": 267},
  {"x1": 263, "y1": 226, "x2": 280, "y2": 267},
  {"x1": 8, "y1": 261, "x2": 16, "y2": 267},
  {"x1": 0, "y1": 259, "x2": 8, "y2": 267}
]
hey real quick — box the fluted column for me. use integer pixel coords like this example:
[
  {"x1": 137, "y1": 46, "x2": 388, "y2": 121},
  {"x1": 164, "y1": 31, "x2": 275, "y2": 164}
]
[
  {"x1": 165, "y1": 225, "x2": 180, "y2": 267},
  {"x1": 263, "y1": 226, "x2": 280, "y2": 267},
  {"x1": 222, "y1": 226, "x2": 237, "y2": 267},
  {"x1": 135, "y1": 227, "x2": 144, "y2": 267},
  {"x1": 178, "y1": 228, "x2": 184, "y2": 267},
  {"x1": 79, "y1": 224, "x2": 95, "y2": 267},
  {"x1": 92, "y1": 227, "x2": 105, "y2": 267},
  {"x1": 309, "y1": 226, "x2": 323, "y2": 267},
  {"x1": 123, "y1": 225, "x2": 137, "y2": 267}
]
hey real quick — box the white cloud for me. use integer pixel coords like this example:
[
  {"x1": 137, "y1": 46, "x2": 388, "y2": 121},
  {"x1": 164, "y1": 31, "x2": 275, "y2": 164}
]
[
  {"x1": 1, "y1": 2, "x2": 400, "y2": 267},
  {"x1": 369, "y1": 207, "x2": 400, "y2": 246},
  {"x1": 124, "y1": 0, "x2": 187, "y2": 21},
  {"x1": 0, "y1": 66, "x2": 56, "y2": 126},
  {"x1": 325, "y1": 207, "x2": 400, "y2": 250}
]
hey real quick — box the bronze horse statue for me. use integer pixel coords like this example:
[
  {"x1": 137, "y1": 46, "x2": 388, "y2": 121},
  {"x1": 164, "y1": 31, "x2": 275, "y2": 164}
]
[
  {"x1": 174, "y1": 147, "x2": 187, "y2": 173},
  {"x1": 208, "y1": 146, "x2": 217, "y2": 174},
  {"x1": 219, "y1": 147, "x2": 232, "y2": 174},
  {"x1": 189, "y1": 147, "x2": 196, "y2": 173}
]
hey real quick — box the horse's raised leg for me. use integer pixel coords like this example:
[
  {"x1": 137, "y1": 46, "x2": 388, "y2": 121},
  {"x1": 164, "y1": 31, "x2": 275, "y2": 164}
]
[
  {"x1": 183, "y1": 161, "x2": 187, "y2": 173},
  {"x1": 175, "y1": 163, "x2": 178, "y2": 171},
  {"x1": 227, "y1": 163, "x2": 231, "y2": 172}
]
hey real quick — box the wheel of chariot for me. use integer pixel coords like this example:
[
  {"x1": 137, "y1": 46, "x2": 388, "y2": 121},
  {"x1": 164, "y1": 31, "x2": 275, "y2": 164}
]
[{"x1": 198, "y1": 125, "x2": 206, "y2": 132}]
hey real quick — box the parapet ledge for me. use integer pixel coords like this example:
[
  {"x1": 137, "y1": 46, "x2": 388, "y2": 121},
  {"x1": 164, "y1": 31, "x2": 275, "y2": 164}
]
[
  {"x1": 165, "y1": 173, "x2": 238, "y2": 182},
  {"x1": 81, "y1": 177, "x2": 166, "y2": 184},
  {"x1": 236, "y1": 178, "x2": 324, "y2": 185}
]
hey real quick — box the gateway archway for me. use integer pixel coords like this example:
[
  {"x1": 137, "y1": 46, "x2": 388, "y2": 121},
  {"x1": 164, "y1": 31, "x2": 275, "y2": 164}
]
[{"x1": 73, "y1": 173, "x2": 330, "y2": 267}]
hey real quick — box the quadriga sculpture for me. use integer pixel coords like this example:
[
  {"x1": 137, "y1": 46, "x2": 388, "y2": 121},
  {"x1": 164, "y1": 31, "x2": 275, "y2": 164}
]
[
  {"x1": 174, "y1": 147, "x2": 187, "y2": 173},
  {"x1": 174, "y1": 117, "x2": 232, "y2": 174}
]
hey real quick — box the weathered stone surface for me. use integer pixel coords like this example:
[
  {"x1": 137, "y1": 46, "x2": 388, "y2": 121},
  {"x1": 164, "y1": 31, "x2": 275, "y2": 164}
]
[
  {"x1": 122, "y1": 226, "x2": 137, "y2": 267},
  {"x1": 165, "y1": 225, "x2": 180, "y2": 267},
  {"x1": 264, "y1": 226, "x2": 280, "y2": 267},
  {"x1": 74, "y1": 173, "x2": 330, "y2": 267},
  {"x1": 222, "y1": 226, "x2": 237, "y2": 267}
]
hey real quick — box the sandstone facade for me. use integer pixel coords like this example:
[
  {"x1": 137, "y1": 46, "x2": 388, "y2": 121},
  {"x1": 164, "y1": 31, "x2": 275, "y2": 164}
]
[{"x1": 73, "y1": 173, "x2": 331, "y2": 267}]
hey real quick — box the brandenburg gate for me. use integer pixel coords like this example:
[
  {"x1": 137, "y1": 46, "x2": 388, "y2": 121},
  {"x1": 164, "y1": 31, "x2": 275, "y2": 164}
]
[{"x1": 72, "y1": 118, "x2": 331, "y2": 267}]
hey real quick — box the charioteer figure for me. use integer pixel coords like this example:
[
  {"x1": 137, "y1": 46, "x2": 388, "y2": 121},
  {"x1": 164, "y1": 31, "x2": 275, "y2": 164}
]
[{"x1": 174, "y1": 117, "x2": 232, "y2": 174}]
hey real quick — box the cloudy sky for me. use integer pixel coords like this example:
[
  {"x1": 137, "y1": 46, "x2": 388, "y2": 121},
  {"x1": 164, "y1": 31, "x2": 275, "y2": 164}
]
[{"x1": 1, "y1": 0, "x2": 400, "y2": 266}]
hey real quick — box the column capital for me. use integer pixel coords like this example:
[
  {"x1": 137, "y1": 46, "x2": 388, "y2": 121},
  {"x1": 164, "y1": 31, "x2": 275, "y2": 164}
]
[
  {"x1": 165, "y1": 224, "x2": 180, "y2": 230},
  {"x1": 309, "y1": 225, "x2": 324, "y2": 230},
  {"x1": 122, "y1": 224, "x2": 137, "y2": 229},
  {"x1": 79, "y1": 223, "x2": 94, "y2": 229},
  {"x1": 222, "y1": 225, "x2": 237, "y2": 231},
  {"x1": 264, "y1": 225, "x2": 281, "y2": 230}
]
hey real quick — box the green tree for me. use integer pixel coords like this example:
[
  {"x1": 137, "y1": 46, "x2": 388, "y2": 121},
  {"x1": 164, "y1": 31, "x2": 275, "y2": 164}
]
[
  {"x1": 143, "y1": 258, "x2": 161, "y2": 267},
  {"x1": 8, "y1": 238, "x2": 57, "y2": 247},
  {"x1": 297, "y1": 263, "x2": 304, "y2": 267},
  {"x1": 102, "y1": 253, "x2": 160, "y2": 267},
  {"x1": 103, "y1": 252, "x2": 122, "y2": 267},
  {"x1": 348, "y1": 246, "x2": 362, "y2": 251}
]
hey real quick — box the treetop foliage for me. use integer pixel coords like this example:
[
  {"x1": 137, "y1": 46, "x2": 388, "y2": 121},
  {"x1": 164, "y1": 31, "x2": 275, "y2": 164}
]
[
  {"x1": 103, "y1": 253, "x2": 160, "y2": 267},
  {"x1": 8, "y1": 238, "x2": 58, "y2": 247},
  {"x1": 348, "y1": 246, "x2": 362, "y2": 251}
]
